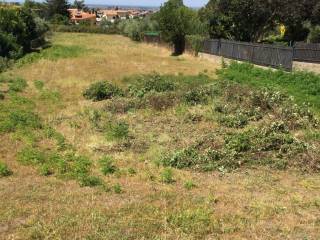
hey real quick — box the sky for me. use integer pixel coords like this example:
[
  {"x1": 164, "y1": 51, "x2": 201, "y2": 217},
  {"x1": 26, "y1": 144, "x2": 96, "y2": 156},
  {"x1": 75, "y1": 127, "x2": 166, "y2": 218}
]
[{"x1": 84, "y1": 0, "x2": 208, "y2": 7}]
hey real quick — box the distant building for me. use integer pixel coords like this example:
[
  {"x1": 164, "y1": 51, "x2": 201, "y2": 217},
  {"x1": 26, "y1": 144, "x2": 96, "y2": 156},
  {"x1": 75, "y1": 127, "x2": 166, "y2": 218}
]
[
  {"x1": 97, "y1": 8, "x2": 154, "y2": 23},
  {"x1": 68, "y1": 9, "x2": 96, "y2": 25}
]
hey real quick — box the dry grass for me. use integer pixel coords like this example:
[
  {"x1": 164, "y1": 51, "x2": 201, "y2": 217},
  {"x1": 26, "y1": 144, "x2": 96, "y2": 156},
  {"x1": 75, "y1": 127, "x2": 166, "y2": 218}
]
[{"x1": 0, "y1": 33, "x2": 319, "y2": 240}]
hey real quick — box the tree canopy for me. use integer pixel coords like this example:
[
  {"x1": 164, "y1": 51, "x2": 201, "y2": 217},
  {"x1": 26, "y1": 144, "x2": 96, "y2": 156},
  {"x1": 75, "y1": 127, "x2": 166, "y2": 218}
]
[
  {"x1": 199, "y1": 0, "x2": 320, "y2": 42},
  {"x1": 156, "y1": 0, "x2": 201, "y2": 55}
]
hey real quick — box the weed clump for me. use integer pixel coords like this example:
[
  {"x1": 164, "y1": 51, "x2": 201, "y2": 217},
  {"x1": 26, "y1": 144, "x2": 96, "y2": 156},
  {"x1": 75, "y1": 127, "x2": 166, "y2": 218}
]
[
  {"x1": 183, "y1": 87, "x2": 209, "y2": 106},
  {"x1": 0, "y1": 162, "x2": 12, "y2": 177},
  {"x1": 160, "y1": 118, "x2": 317, "y2": 172},
  {"x1": 83, "y1": 81, "x2": 124, "y2": 101},
  {"x1": 113, "y1": 183, "x2": 123, "y2": 194},
  {"x1": 0, "y1": 95, "x2": 42, "y2": 134},
  {"x1": 167, "y1": 208, "x2": 214, "y2": 236},
  {"x1": 161, "y1": 148, "x2": 199, "y2": 169},
  {"x1": 184, "y1": 180, "x2": 196, "y2": 190},
  {"x1": 160, "y1": 168, "x2": 175, "y2": 184},
  {"x1": 8, "y1": 77, "x2": 27, "y2": 92},
  {"x1": 105, "y1": 121, "x2": 129, "y2": 140},
  {"x1": 79, "y1": 175, "x2": 103, "y2": 187},
  {"x1": 99, "y1": 156, "x2": 117, "y2": 175}
]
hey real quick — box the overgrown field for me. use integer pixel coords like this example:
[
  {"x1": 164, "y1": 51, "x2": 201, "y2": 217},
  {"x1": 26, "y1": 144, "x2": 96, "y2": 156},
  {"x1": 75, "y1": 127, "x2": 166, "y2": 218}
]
[{"x1": 0, "y1": 33, "x2": 319, "y2": 240}]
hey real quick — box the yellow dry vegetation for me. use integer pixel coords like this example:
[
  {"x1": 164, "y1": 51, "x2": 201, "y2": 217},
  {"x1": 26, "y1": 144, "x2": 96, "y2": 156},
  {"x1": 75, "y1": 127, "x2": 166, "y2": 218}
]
[{"x1": 0, "y1": 33, "x2": 319, "y2": 240}]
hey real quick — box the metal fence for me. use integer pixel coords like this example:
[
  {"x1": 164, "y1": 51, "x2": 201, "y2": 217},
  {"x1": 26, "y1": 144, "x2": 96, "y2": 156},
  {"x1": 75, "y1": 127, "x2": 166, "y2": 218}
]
[
  {"x1": 293, "y1": 42, "x2": 320, "y2": 63},
  {"x1": 201, "y1": 39, "x2": 294, "y2": 71}
]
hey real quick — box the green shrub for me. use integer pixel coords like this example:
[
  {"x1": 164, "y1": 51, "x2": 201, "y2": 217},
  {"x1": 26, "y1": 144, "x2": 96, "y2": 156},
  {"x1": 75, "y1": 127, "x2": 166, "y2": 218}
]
[
  {"x1": 308, "y1": 25, "x2": 320, "y2": 43},
  {"x1": 127, "y1": 73, "x2": 175, "y2": 97},
  {"x1": 224, "y1": 133, "x2": 251, "y2": 152},
  {"x1": 0, "y1": 162, "x2": 12, "y2": 177},
  {"x1": 8, "y1": 78, "x2": 28, "y2": 92},
  {"x1": 79, "y1": 175, "x2": 103, "y2": 187},
  {"x1": 218, "y1": 112, "x2": 249, "y2": 128},
  {"x1": 105, "y1": 121, "x2": 129, "y2": 140},
  {"x1": 72, "y1": 155, "x2": 92, "y2": 178},
  {"x1": 186, "y1": 35, "x2": 205, "y2": 56},
  {"x1": 83, "y1": 81, "x2": 124, "y2": 101},
  {"x1": 160, "y1": 148, "x2": 199, "y2": 169},
  {"x1": 160, "y1": 168, "x2": 175, "y2": 184},
  {"x1": 99, "y1": 156, "x2": 117, "y2": 175},
  {"x1": 183, "y1": 88, "x2": 209, "y2": 105}
]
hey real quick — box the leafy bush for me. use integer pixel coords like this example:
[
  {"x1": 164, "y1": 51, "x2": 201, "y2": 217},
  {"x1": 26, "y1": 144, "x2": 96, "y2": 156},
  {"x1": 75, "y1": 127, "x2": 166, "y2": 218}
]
[
  {"x1": 308, "y1": 25, "x2": 320, "y2": 43},
  {"x1": 224, "y1": 133, "x2": 251, "y2": 152},
  {"x1": 127, "y1": 73, "x2": 175, "y2": 97},
  {"x1": 160, "y1": 148, "x2": 199, "y2": 169},
  {"x1": 79, "y1": 175, "x2": 103, "y2": 187},
  {"x1": 105, "y1": 121, "x2": 129, "y2": 140},
  {"x1": 186, "y1": 35, "x2": 205, "y2": 56},
  {"x1": 83, "y1": 81, "x2": 124, "y2": 101},
  {"x1": 183, "y1": 88, "x2": 209, "y2": 106},
  {"x1": 218, "y1": 112, "x2": 249, "y2": 128},
  {"x1": 118, "y1": 18, "x2": 159, "y2": 41},
  {"x1": 99, "y1": 156, "x2": 117, "y2": 175},
  {"x1": 0, "y1": 162, "x2": 12, "y2": 177}
]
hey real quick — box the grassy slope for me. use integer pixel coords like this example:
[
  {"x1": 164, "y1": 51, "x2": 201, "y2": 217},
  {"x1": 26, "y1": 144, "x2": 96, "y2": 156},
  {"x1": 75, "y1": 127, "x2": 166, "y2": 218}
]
[{"x1": 0, "y1": 33, "x2": 319, "y2": 240}]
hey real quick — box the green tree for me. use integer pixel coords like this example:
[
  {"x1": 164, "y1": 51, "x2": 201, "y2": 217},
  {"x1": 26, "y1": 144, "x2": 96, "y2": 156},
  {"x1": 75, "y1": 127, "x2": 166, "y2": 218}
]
[
  {"x1": 157, "y1": 0, "x2": 198, "y2": 55},
  {"x1": 45, "y1": 0, "x2": 70, "y2": 19},
  {"x1": 0, "y1": 7, "x2": 48, "y2": 58},
  {"x1": 200, "y1": 0, "x2": 319, "y2": 42}
]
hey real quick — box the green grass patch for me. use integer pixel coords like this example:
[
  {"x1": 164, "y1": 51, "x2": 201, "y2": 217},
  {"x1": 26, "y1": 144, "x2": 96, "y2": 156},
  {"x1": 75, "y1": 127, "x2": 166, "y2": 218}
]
[
  {"x1": 217, "y1": 62, "x2": 320, "y2": 113},
  {"x1": 168, "y1": 208, "x2": 216, "y2": 237},
  {"x1": 17, "y1": 44, "x2": 88, "y2": 66},
  {"x1": 8, "y1": 77, "x2": 28, "y2": 92},
  {"x1": 0, "y1": 94, "x2": 42, "y2": 134}
]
